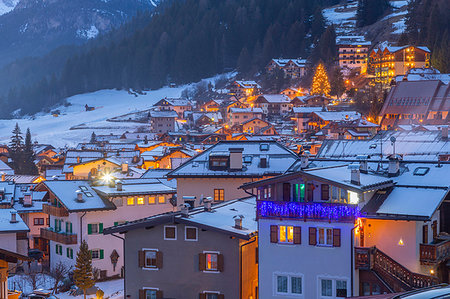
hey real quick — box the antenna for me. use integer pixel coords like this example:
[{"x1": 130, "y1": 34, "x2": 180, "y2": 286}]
[{"x1": 390, "y1": 136, "x2": 396, "y2": 156}]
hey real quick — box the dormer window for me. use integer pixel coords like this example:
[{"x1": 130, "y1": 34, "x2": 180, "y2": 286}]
[
  {"x1": 413, "y1": 167, "x2": 429, "y2": 176},
  {"x1": 260, "y1": 143, "x2": 269, "y2": 151},
  {"x1": 209, "y1": 152, "x2": 229, "y2": 170},
  {"x1": 243, "y1": 156, "x2": 252, "y2": 163}
]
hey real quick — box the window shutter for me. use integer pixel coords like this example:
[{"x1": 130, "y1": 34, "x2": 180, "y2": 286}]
[
  {"x1": 69, "y1": 223, "x2": 73, "y2": 234},
  {"x1": 199, "y1": 253, "x2": 206, "y2": 271},
  {"x1": 218, "y1": 294, "x2": 224, "y2": 299},
  {"x1": 139, "y1": 289, "x2": 145, "y2": 299},
  {"x1": 114, "y1": 222, "x2": 118, "y2": 227},
  {"x1": 321, "y1": 184, "x2": 329, "y2": 201},
  {"x1": 156, "y1": 290, "x2": 163, "y2": 299},
  {"x1": 99, "y1": 223, "x2": 104, "y2": 234},
  {"x1": 66, "y1": 248, "x2": 69, "y2": 257},
  {"x1": 138, "y1": 250, "x2": 145, "y2": 268},
  {"x1": 55, "y1": 245, "x2": 58, "y2": 254},
  {"x1": 309, "y1": 227, "x2": 317, "y2": 245},
  {"x1": 66, "y1": 222, "x2": 68, "y2": 232},
  {"x1": 217, "y1": 254, "x2": 224, "y2": 272},
  {"x1": 70, "y1": 249, "x2": 73, "y2": 259},
  {"x1": 199, "y1": 294, "x2": 207, "y2": 299},
  {"x1": 293, "y1": 226, "x2": 301, "y2": 244},
  {"x1": 270, "y1": 225, "x2": 278, "y2": 243},
  {"x1": 54, "y1": 219, "x2": 57, "y2": 231},
  {"x1": 100, "y1": 249, "x2": 104, "y2": 259},
  {"x1": 156, "y1": 251, "x2": 163, "y2": 269},
  {"x1": 333, "y1": 228, "x2": 341, "y2": 247},
  {"x1": 87, "y1": 224, "x2": 92, "y2": 235}
]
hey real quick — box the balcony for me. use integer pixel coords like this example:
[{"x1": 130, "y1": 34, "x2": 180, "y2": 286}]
[
  {"x1": 256, "y1": 200, "x2": 362, "y2": 222},
  {"x1": 420, "y1": 239, "x2": 450, "y2": 265},
  {"x1": 42, "y1": 203, "x2": 69, "y2": 217},
  {"x1": 40, "y1": 228, "x2": 77, "y2": 245}
]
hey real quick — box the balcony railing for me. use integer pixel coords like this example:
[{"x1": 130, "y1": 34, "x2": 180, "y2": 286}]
[
  {"x1": 256, "y1": 200, "x2": 362, "y2": 222},
  {"x1": 40, "y1": 228, "x2": 77, "y2": 245},
  {"x1": 42, "y1": 203, "x2": 69, "y2": 217},
  {"x1": 420, "y1": 239, "x2": 450, "y2": 265}
]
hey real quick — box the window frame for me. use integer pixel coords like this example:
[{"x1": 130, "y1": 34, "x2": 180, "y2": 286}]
[
  {"x1": 203, "y1": 251, "x2": 220, "y2": 272},
  {"x1": 90, "y1": 223, "x2": 100, "y2": 235},
  {"x1": 158, "y1": 196, "x2": 166, "y2": 204},
  {"x1": 318, "y1": 277, "x2": 350, "y2": 299},
  {"x1": 148, "y1": 196, "x2": 156, "y2": 204},
  {"x1": 137, "y1": 197, "x2": 145, "y2": 205},
  {"x1": 142, "y1": 287, "x2": 160, "y2": 299},
  {"x1": 317, "y1": 227, "x2": 334, "y2": 247},
  {"x1": 273, "y1": 272, "x2": 304, "y2": 296},
  {"x1": 34, "y1": 218, "x2": 45, "y2": 226},
  {"x1": 143, "y1": 249, "x2": 158, "y2": 269},
  {"x1": 164, "y1": 225, "x2": 177, "y2": 240},
  {"x1": 185, "y1": 226, "x2": 198, "y2": 241},
  {"x1": 127, "y1": 197, "x2": 135, "y2": 206},
  {"x1": 91, "y1": 249, "x2": 101, "y2": 260},
  {"x1": 278, "y1": 225, "x2": 294, "y2": 244},
  {"x1": 214, "y1": 189, "x2": 224, "y2": 202}
]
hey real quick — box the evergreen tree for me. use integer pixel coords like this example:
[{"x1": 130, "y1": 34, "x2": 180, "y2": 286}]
[
  {"x1": 73, "y1": 240, "x2": 95, "y2": 299},
  {"x1": 330, "y1": 67, "x2": 346, "y2": 98},
  {"x1": 237, "y1": 47, "x2": 251, "y2": 75},
  {"x1": 23, "y1": 128, "x2": 38, "y2": 175},
  {"x1": 90, "y1": 132, "x2": 97, "y2": 143},
  {"x1": 357, "y1": 0, "x2": 390, "y2": 27},
  {"x1": 9, "y1": 123, "x2": 24, "y2": 173},
  {"x1": 311, "y1": 63, "x2": 331, "y2": 96}
]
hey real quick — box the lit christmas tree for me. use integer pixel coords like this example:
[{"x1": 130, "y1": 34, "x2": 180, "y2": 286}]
[{"x1": 311, "y1": 63, "x2": 331, "y2": 96}]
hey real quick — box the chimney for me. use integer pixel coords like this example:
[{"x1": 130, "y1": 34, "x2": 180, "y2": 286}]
[
  {"x1": 349, "y1": 163, "x2": 360, "y2": 185},
  {"x1": 76, "y1": 191, "x2": 84, "y2": 202},
  {"x1": 203, "y1": 198, "x2": 212, "y2": 212},
  {"x1": 23, "y1": 193, "x2": 32, "y2": 207},
  {"x1": 180, "y1": 203, "x2": 190, "y2": 217},
  {"x1": 300, "y1": 151, "x2": 310, "y2": 169},
  {"x1": 1, "y1": 173, "x2": 5, "y2": 181},
  {"x1": 442, "y1": 125, "x2": 448, "y2": 140},
  {"x1": 357, "y1": 155, "x2": 369, "y2": 174},
  {"x1": 76, "y1": 156, "x2": 80, "y2": 163},
  {"x1": 388, "y1": 157, "x2": 400, "y2": 177},
  {"x1": 233, "y1": 215, "x2": 244, "y2": 229},
  {"x1": 10, "y1": 210, "x2": 18, "y2": 223},
  {"x1": 116, "y1": 180, "x2": 123, "y2": 191},
  {"x1": 121, "y1": 163, "x2": 129, "y2": 173},
  {"x1": 229, "y1": 148, "x2": 244, "y2": 170}
]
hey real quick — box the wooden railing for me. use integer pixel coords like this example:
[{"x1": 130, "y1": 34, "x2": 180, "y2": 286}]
[
  {"x1": 40, "y1": 228, "x2": 77, "y2": 245},
  {"x1": 420, "y1": 240, "x2": 450, "y2": 265},
  {"x1": 355, "y1": 246, "x2": 439, "y2": 292},
  {"x1": 42, "y1": 203, "x2": 69, "y2": 217}
]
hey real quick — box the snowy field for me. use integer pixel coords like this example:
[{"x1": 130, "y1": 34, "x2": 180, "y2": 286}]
[{"x1": 0, "y1": 74, "x2": 231, "y2": 148}]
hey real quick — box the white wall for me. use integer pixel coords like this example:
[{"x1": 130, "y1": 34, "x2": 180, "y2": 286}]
[{"x1": 0, "y1": 233, "x2": 17, "y2": 252}]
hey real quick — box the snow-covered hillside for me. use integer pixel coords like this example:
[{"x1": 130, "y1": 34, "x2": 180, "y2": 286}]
[{"x1": 0, "y1": 0, "x2": 18, "y2": 15}]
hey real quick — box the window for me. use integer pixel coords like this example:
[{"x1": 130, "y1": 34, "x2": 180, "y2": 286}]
[
  {"x1": 149, "y1": 197, "x2": 156, "y2": 204},
  {"x1": 320, "y1": 278, "x2": 348, "y2": 298},
  {"x1": 66, "y1": 222, "x2": 73, "y2": 234},
  {"x1": 321, "y1": 184, "x2": 329, "y2": 201},
  {"x1": 145, "y1": 250, "x2": 157, "y2": 268},
  {"x1": 275, "y1": 273, "x2": 303, "y2": 295},
  {"x1": 67, "y1": 248, "x2": 73, "y2": 259},
  {"x1": 423, "y1": 225, "x2": 428, "y2": 244},
  {"x1": 279, "y1": 226, "x2": 294, "y2": 243},
  {"x1": 318, "y1": 228, "x2": 333, "y2": 246},
  {"x1": 260, "y1": 143, "x2": 269, "y2": 151},
  {"x1": 206, "y1": 253, "x2": 218, "y2": 271},
  {"x1": 413, "y1": 167, "x2": 430, "y2": 176},
  {"x1": 185, "y1": 227, "x2": 198, "y2": 241},
  {"x1": 55, "y1": 244, "x2": 62, "y2": 255},
  {"x1": 143, "y1": 289, "x2": 158, "y2": 299},
  {"x1": 214, "y1": 189, "x2": 224, "y2": 202},
  {"x1": 88, "y1": 223, "x2": 103, "y2": 235},
  {"x1": 336, "y1": 280, "x2": 347, "y2": 298},
  {"x1": 90, "y1": 249, "x2": 104, "y2": 260},
  {"x1": 321, "y1": 279, "x2": 332, "y2": 297},
  {"x1": 34, "y1": 218, "x2": 44, "y2": 226},
  {"x1": 164, "y1": 226, "x2": 176, "y2": 240},
  {"x1": 85, "y1": 192, "x2": 94, "y2": 197},
  {"x1": 127, "y1": 197, "x2": 135, "y2": 205},
  {"x1": 137, "y1": 197, "x2": 145, "y2": 205},
  {"x1": 158, "y1": 196, "x2": 165, "y2": 204},
  {"x1": 79, "y1": 186, "x2": 88, "y2": 191}
]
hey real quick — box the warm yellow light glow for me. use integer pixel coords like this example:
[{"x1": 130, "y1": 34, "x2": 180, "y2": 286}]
[
  {"x1": 398, "y1": 238, "x2": 404, "y2": 246},
  {"x1": 149, "y1": 197, "x2": 156, "y2": 204},
  {"x1": 348, "y1": 191, "x2": 359, "y2": 204},
  {"x1": 137, "y1": 197, "x2": 144, "y2": 205},
  {"x1": 158, "y1": 196, "x2": 165, "y2": 203},
  {"x1": 430, "y1": 269, "x2": 435, "y2": 275},
  {"x1": 127, "y1": 197, "x2": 135, "y2": 205}
]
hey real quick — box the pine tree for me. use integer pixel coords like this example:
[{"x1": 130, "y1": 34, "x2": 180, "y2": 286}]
[
  {"x1": 330, "y1": 67, "x2": 346, "y2": 98},
  {"x1": 237, "y1": 47, "x2": 251, "y2": 76},
  {"x1": 311, "y1": 63, "x2": 331, "y2": 96},
  {"x1": 9, "y1": 123, "x2": 24, "y2": 173},
  {"x1": 73, "y1": 240, "x2": 95, "y2": 299},
  {"x1": 23, "y1": 128, "x2": 38, "y2": 175}
]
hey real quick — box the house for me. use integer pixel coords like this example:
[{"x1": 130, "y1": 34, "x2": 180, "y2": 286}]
[
  {"x1": 280, "y1": 87, "x2": 306, "y2": 99},
  {"x1": 103, "y1": 197, "x2": 258, "y2": 299},
  {"x1": 291, "y1": 107, "x2": 324, "y2": 132},
  {"x1": 378, "y1": 80, "x2": 449, "y2": 129},
  {"x1": 150, "y1": 110, "x2": 178, "y2": 134},
  {"x1": 337, "y1": 36, "x2": 371, "y2": 73},
  {"x1": 308, "y1": 111, "x2": 362, "y2": 131},
  {"x1": 369, "y1": 45, "x2": 431, "y2": 85},
  {"x1": 230, "y1": 81, "x2": 261, "y2": 99},
  {"x1": 167, "y1": 140, "x2": 298, "y2": 207},
  {"x1": 323, "y1": 118, "x2": 379, "y2": 140},
  {"x1": 241, "y1": 118, "x2": 272, "y2": 134},
  {"x1": 0, "y1": 248, "x2": 31, "y2": 299},
  {"x1": 241, "y1": 156, "x2": 449, "y2": 298},
  {"x1": 0, "y1": 209, "x2": 29, "y2": 256},
  {"x1": 153, "y1": 98, "x2": 193, "y2": 118},
  {"x1": 142, "y1": 146, "x2": 196, "y2": 169},
  {"x1": 228, "y1": 108, "x2": 264, "y2": 126},
  {"x1": 266, "y1": 59, "x2": 308, "y2": 79},
  {"x1": 394, "y1": 67, "x2": 450, "y2": 85},
  {"x1": 291, "y1": 95, "x2": 331, "y2": 107},
  {"x1": 67, "y1": 156, "x2": 142, "y2": 180},
  {"x1": 36, "y1": 179, "x2": 176, "y2": 278},
  {"x1": 254, "y1": 95, "x2": 292, "y2": 116}
]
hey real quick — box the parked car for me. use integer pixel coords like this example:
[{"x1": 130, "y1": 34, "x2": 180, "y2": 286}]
[
  {"x1": 26, "y1": 289, "x2": 58, "y2": 299},
  {"x1": 28, "y1": 249, "x2": 44, "y2": 261}
]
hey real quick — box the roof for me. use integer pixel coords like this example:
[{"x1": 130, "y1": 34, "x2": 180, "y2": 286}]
[
  {"x1": 155, "y1": 98, "x2": 192, "y2": 107},
  {"x1": 150, "y1": 110, "x2": 178, "y2": 118},
  {"x1": 255, "y1": 94, "x2": 291, "y2": 104},
  {"x1": 104, "y1": 197, "x2": 257, "y2": 240},
  {"x1": 234, "y1": 81, "x2": 261, "y2": 89},
  {"x1": 292, "y1": 107, "x2": 324, "y2": 114},
  {"x1": 167, "y1": 140, "x2": 298, "y2": 178},
  {"x1": 93, "y1": 180, "x2": 176, "y2": 197},
  {"x1": 39, "y1": 180, "x2": 115, "y2": 212},
  {"x1": 312, "y1": 111, "x2": 361, "y2": 122},
  {"x1": 241, "y1": 117, "x2": 270, "y2": 126},
  {"x1": 0, "y1": 160, "x2": 13, "y2": 173},
  {"x1": 229, "y1": 107, "x2": 263, "y2": 114},
  {"x1": 0, "y1": 209, "x2": 29, "y2": 233},
  {"x1": 0, "y1": 248, "x2": 31, "y2": 262}
]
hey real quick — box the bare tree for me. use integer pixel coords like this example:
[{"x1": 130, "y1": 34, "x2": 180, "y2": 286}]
[{"x1": 50, "y1": 261, "x2": 72, "y2": 294}]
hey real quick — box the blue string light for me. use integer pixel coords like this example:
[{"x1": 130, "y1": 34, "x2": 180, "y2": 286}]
[{"x1": 257, "y1": 201, "x2": 363, "y2": 221}]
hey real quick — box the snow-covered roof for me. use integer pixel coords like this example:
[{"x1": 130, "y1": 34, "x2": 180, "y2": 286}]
[
  {"x1": 0, "y1": 181, "x2": 16, "y2": 205},
  {"x1": 292, "y1": 107, "x2": 324, "y2": 114},
  {"x1": 150, "y1": 110, "x2": 178, "y2": 118},
  {"x1": 312, "y1": 111, "x2": 361, "y2": 121},
  {"x1": 256, "y1": 94, "x2": 291, "y2": 104},
  {"x1": 75, "y1": 143, "x2": 136, "y2": 151},
  {"x1": 234, "y1": 81, "x2": 261, "y2": 89},
  {"x1": 0, "y1": 160, "x2": 14, "y2": 175},
  {"x1": 0, "y1": 209, "x2": 29, "y2": 233},
  {"x1": 155, "y1": 98, "x2": 192, "y2": 107},
  {"x1": 271, "y1": 59, "x2": 290, "y2": 67},
  {"x1": 40, "y1": 180, "x2": 114, "y2": 212},
  {"x1": 167, "y1": 140, "x2": 298, "y2": 178},
  {"x1": 229, "y1": 108, "x2": 263, "y2": 114},
  {"x1": 93, "y1": 180, "x2": 175, "y2": 197}
]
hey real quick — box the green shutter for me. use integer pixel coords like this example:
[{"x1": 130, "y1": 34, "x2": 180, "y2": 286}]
[
  {"x1": 66, "y1": 248, "x2": 69, "y2": 257},
  {"x1": 100, "y1": 249, "x2": 104, "y2": 259},
  {"x1": 55, "y1": 244, "x2": 58, "y2": 254},
  {"x1": 99, "y1": 223, "x2": 103, "y2": 233},
  {"x1": 69, "y1": 223, "x2": 73, "y2": 234},
  {"x1": 65, "y1": 222, "x2": 68, "y2": 233},
  {"x1": 89, "y1": 250, "x2": 92, "y2": 258},
  {"x1": 88, "y1": 224, "x2": 92, "y2": 235},
  {"x1": 54, "y1": 219, "x2": 57, "y2": 231},
  {"x1": 114, "y1": 222, "x2": 118, "y2": 226},
  {"x1": 70, "y1": 249, "x2": 73, "y2": 259}
]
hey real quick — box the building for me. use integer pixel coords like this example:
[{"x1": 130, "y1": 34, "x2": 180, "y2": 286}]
[
  {"x1": 104, "y1": 197, "x2": 258, "y2": 299},
  {"x1": 379, "y1": 80, "x2": 449, "y2": 129},
  {"x1": 337, "y1": 36, "x2": 371, "y2": 73},
  {"x1": 0, "y1": 248, "x2": 31, "y2": 299},
  {"x1": 0, "y1": 209, "x2": 29, "y2": 256},
  {"x1": 36, "y1": 179, "x2": 176, "y2": 278},
  {"x1": 280, "y1": 87, "x2": 306, "y2": 99},
  {"x1": 369, "y1": 45, "x2": 431, "y2": 85},
  {"x1": 241, "y1": 118, "x2": 273, "y2": 134},
  {"x1": 254, "y1": 95, "x2": 292, "y2": 116},
  {"x1": 308, "y1": 111, "x2": 362, "y2": 131},
  {"x1": 230, "y1": 81, "x2": 261, "y2": 99},
  {"x1": 394, "y1": 67, "x2": 450, "y2": 85},
  {"x1": 266, "y1": 59, "x2": 308, "y2": 79},
  {"x1": 150, "y1": 110, "x2": 178, "y2": 134},
  {"x1": 167, "y1": 140, "x2": 298, "y2": 207},
  {"x1": 291, "y1": 107, "x2": 324, "y2": 132},
  {"x1": 153, "y1": 98, "x2": 193, "y2": 118},
  {"x1": 228, "y1": 108, "x2": 264, "y2": 127},
  {"x1": 241, "y1": 156, "x2": 449, "y2": 298}
]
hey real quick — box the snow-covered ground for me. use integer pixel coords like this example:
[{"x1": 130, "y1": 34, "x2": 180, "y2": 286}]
[
  {"x1": 0, "y1": 0, "x2": 19, "y2": 16},
  {"x1": 0, "y1": 74, "x2": 232, "y2": 148}
]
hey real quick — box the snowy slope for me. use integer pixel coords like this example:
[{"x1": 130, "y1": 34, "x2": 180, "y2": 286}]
[{"x1": 0, "y1": 0, "x2": 18, "y2": 15}]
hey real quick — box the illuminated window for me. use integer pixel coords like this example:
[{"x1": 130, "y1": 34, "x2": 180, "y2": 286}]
[
  {"x1": 348, "y1": 191, "x2": 359, "y2": 204},
  {"x1": 214, "y1": 189, "x2": 224, "y2": 201},
  {"x1": 205, "y1": 253, "x2": 218, "y2": 271},
  {"x1": 158, "y1": 196, "x2": 165, "y2": 204},
  {"x1": 279, "y1": 226, "x2": 294, "y2": 243},
  {"x1": 137, "y1": 197, "x2": 144, "y2": 205},
  {"x1": 318, "y1": 228, "x2": 333, "y2": 246},
  {"x1": 127, "y1": 197, "x2": 135, "y2": 205},
  {"x1": 149, "y1": 197, "x2": 156, "y2": 204}
]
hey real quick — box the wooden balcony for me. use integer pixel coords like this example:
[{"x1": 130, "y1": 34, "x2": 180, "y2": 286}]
[
  {"x1": 40, "y1": 228, "x2": 77, "y2": 245},
  {"x1": 42, "y1": 203, "x2": 69, "y2": 217},
  {"x1": 420, "y1": 239, "x2": 450, "y2": 265}
]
